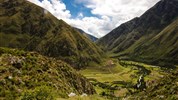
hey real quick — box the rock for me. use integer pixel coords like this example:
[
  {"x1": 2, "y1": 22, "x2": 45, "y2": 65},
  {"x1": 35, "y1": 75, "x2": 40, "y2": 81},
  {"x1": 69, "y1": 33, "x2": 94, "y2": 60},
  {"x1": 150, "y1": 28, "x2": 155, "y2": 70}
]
[
  {"x1": 159, "y1": 95, "x2": 164, "y2": 98},
  {"x1": 68, "y1": 92, "x2": 76, "y2": 97},
  {"x1": 81, "y1": 93, "x2": 87, "y2": 97},
  {"x1": 8, "y1": 76, "x2": 13, "y2": 80}
]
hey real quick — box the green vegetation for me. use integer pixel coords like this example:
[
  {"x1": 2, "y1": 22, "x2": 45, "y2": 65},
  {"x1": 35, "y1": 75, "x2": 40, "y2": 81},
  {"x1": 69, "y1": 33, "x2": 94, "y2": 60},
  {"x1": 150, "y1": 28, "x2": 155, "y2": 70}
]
[
  {"x1": 95, "y1": 1, "x2": 178, "y2": 98},
  {"x1": 0, "y1": 0, "x2": 103, "y2": 69},
  {"x1": 80, "y1": 59, "x2": 172, "y2": 99},
  {"x1": 97, "y1": 0, "x2": 178, "y2": 67},
  {"x1": 127, "y1": 67, "x2": 178, "y2": 99},
  {"x1": 0, "y1": 47, "x2": 95, "y2": 99},
  {"x1": 0, "y1": 0, "x2": 178, "y2": 99},
  {"x1": 57, "y1": 95, "x2": 106, "y2": 100},
  {"x1": 117, "y1": 17, "x2": 178, "y2": 68}
]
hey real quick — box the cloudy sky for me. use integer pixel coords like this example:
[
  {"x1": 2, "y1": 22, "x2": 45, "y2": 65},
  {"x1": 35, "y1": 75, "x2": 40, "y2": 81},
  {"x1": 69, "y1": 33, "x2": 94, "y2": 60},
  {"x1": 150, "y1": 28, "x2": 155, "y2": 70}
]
[{"x1": 27, "y1": 0, "x2": 160, "y2": 38}]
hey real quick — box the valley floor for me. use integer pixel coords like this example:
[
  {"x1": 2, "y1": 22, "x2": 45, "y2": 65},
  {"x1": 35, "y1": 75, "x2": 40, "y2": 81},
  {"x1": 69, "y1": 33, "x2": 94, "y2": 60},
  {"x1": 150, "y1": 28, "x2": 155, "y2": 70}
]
[{"x1": 78, "y1": 60, "x2": 178, "y2": 99}]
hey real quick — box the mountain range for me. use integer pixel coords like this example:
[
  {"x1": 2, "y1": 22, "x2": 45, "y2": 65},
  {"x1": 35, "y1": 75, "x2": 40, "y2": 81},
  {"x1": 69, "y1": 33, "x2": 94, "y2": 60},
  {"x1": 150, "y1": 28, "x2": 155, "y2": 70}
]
[
  {"x1": 97, "y1": 0, "x2": 178, "y2": 67},
  {"x1": 0, "y1": 0, "x2": 178, "y2": 99},
  {"x1": 0, "y1": 0, "x2": 103, "y2": 69}
]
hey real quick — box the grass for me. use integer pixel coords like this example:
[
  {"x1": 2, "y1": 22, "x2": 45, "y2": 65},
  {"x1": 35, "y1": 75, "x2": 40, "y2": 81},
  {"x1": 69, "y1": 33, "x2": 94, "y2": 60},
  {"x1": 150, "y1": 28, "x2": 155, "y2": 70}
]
[
  {"x1": 57, "y1": 95, "x2": 107, "y2": 100},
  {"x1": 81, "y1": 60, "x2": 164, "y2": 82},
  {"x1": 81, "y1": 67, "x2": 132, "y2": 82},
  {"x1": 80, "y1": 59, "x2": 168, "y2": 99},
  {"x1": 127, "y1": 67, "x2": 178, "y2": 99},
  {"x1": 0, "y1": 47, "x2": 96, "y2": 99},
  {"x1": 1, "y1": 47, "x2": 172, "y2": 99}
]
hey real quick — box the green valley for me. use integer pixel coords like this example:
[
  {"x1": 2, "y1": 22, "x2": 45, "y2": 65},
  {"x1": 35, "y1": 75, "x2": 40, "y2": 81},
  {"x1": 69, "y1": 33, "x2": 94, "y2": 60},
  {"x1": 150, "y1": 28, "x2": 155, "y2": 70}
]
[
  {"x1": 79, "y1": 59, "x2": 177, "y2": 99},
  {"x1": 97, "y1": 0, "x2": 178, "y2": 67},
  {"x1": 0, "y1": 0, "x2": 178, "y2": 99}
]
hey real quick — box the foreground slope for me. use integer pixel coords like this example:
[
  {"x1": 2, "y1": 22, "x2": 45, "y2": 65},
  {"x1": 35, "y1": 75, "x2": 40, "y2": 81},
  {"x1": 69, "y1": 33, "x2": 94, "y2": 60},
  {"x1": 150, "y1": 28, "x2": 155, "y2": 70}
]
[
  {"x1": 97, "y1": 0, "x2": 178, "y2": 66},
  {"x1": 0, "y1": 0, "x2": 102, "y2": 69},
  {"x1": 0, "y1": 47, "x2": 95, "y2": 99}
]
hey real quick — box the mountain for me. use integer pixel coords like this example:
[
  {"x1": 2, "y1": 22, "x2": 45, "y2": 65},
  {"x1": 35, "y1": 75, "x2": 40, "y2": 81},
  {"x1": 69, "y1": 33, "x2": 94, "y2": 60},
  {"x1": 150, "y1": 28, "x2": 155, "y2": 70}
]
[
  {"x1": 0, "y1": 0, "x2": 103, "y2": 69},
  {"x1": 97, "y1": 0, "x2": 178, "y2": 66},
  {"x1": 74, "y1": 28, "x2": 98, "y2": 42},
  {"x1": 0, "y1": 47, "x2": 95, "y2": 99}
]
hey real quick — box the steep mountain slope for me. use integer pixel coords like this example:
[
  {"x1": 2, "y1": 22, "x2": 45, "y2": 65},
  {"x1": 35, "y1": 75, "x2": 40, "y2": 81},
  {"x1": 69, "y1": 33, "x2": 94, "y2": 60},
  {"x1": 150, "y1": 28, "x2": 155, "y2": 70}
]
[
  {"x1": 97, "y1": 17, "x2": 139, "y2": 51},
  {"x1": 0, "y1": 47, "x2": 95, "y2": 99},
  {"x1": 0, "y1": 0, "x2": 102, "y2": 69},
  {"x1": 123, "y1": 17, "x2": 178, "y2": 66},
  {"x1": 97, "y1": 0, "x2": 178, "y2": 66},
  {"x1": 74, "y1": 28, "x2": 98, "y2": 42}
]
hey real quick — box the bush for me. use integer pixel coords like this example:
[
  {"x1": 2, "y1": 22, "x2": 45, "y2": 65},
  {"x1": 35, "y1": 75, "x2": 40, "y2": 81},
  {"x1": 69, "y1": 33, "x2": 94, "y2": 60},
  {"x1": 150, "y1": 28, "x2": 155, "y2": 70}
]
[{"x1": 21, "y1": 86, "x2": 55, "y2": 100}]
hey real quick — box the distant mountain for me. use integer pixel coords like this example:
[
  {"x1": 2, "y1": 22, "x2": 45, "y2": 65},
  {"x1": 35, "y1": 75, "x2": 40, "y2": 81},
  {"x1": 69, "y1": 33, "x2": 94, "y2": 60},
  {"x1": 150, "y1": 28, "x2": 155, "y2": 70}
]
[
  {"x1": 97, "y1": 0, "x2": 178, "y2": 66},
  {"x1": 74, "y1": 28, "x2": 98, "y2": 42},
  {"x1": 0, "y1": 0, "x2": 103, "y2": 69},
  {"x1": 0, "y1": 47, "x2": 95, "y2": 99}
]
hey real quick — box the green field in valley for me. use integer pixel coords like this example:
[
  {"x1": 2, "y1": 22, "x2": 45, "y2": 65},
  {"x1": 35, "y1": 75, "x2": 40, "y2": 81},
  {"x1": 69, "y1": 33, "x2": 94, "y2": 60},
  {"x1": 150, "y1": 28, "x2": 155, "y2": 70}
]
[{"x1": 79, "y1": 59, "x2": 172, "y2": 99}]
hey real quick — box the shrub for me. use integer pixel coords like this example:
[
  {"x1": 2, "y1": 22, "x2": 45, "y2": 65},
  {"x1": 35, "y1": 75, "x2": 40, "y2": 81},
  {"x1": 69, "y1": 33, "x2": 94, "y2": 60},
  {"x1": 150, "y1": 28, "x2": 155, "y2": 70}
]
[{"x1": 21, "y1": 86, "x2": 55, "y2": 100}]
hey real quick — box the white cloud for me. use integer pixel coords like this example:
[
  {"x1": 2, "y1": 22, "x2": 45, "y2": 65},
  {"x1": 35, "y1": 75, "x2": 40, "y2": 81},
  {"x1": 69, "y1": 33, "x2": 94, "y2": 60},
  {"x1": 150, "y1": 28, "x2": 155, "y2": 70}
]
[
  {"x1": 66, "y1": 16, "x2": 112, "y2": 37},
  {"x1": 27, "y1": 0, "x2": 71, "y2": 19},
  {"x1": 27, "y1": 0, "x2": 160, "y2": 38}
]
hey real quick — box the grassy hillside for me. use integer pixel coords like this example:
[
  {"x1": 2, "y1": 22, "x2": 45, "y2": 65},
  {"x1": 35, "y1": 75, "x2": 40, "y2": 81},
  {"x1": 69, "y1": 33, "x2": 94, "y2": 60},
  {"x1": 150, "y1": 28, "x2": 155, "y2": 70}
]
[
  {"x1": 97, "y1": 17, "x2": 139, "y2": 51},
  {"x1": 0, "y1": 47, "x2": 95, "y2": 99},
  {"x1": 97, "y1": 0, "x2": 178, "y2": 66},
  {"x1": 0, "y1": 0, "x2": 103, "y2": 69},
  {"x1": 119, "y1": 17, "x2": 178, "y2": 67}
]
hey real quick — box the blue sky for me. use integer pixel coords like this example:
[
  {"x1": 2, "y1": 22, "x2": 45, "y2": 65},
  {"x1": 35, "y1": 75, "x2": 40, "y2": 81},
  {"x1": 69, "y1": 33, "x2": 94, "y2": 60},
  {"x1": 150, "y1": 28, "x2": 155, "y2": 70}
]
[
  {"x1": 28, "y1": 0, "x2": 160, "y2": 38},
  {"x1": 62, "y1": 0, "x2": 93, "y2": 18},
  {"x1": 62, "y1": 0, "x2": 82, "y2": 18}
]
